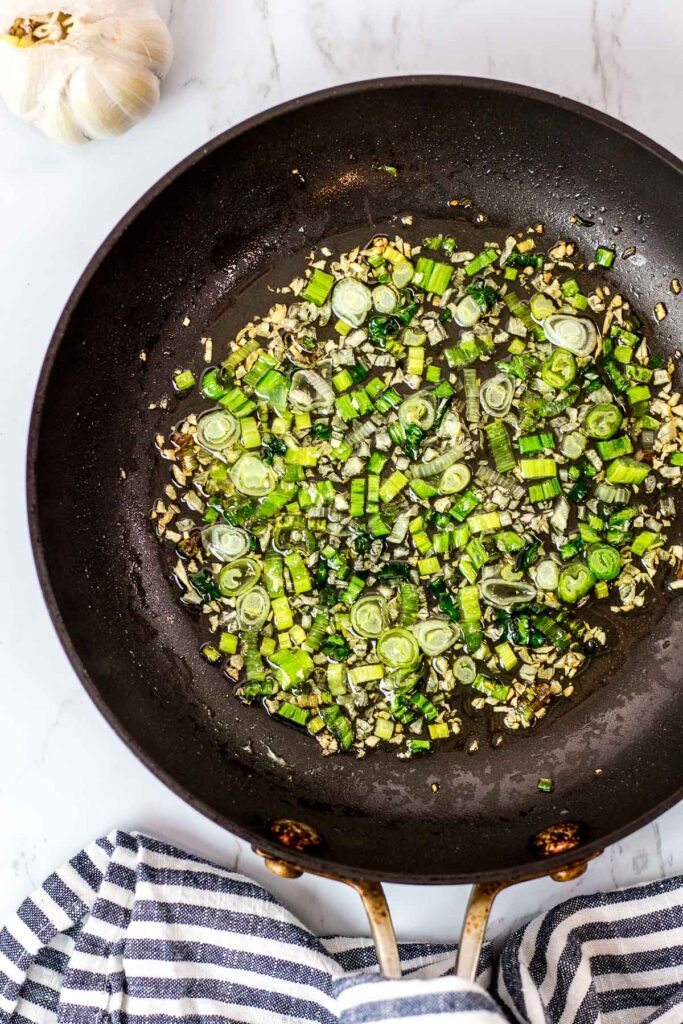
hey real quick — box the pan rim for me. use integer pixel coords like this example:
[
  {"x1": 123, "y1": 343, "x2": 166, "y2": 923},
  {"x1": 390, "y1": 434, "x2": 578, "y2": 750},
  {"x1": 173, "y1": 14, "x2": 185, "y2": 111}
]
[{"x1": 26, "y1": 75, "x2": 683, "y2": 885}]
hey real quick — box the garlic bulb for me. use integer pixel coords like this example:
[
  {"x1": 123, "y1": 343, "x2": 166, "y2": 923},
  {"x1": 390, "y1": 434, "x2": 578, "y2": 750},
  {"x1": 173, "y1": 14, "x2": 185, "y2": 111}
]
[{"x1": 0, "y1": 0, "x2": 173, "y2": 144}]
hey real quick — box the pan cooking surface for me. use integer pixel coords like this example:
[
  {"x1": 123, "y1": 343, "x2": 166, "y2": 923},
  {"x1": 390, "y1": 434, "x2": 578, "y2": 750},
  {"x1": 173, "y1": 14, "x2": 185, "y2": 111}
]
[
  {"x1": 156, "y1": 213, "x2": 680, "y2": 757},
  {"x1": 28, "y1": 79, "x2": 683, "y2": 882}
]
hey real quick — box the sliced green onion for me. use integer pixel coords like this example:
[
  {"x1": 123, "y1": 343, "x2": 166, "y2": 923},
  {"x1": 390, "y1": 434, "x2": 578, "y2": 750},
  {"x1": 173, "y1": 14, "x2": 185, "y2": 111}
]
[
  {"x1": 276, "y1": 702, "x2": 310, "y2": 727},
  {"x1": 459, "y1": 584, "x2": 481, "y2": 622},
  {"x1": 406, "y1": 346, "x2": 425, "y2": 377},
  {"x1": 468, "y1": 512, "x2": 501, "y2": 535},
  {"x1": 585, "y1": 403, "x2": 623, "y2": 440},
  {"x1": 196, "y1": 409, "x2": 240, "y2": 451},
  {"x1": 519, "y1": 432, "x2": 555, "y2": 454},
  {"x1": 302, "y1": 268, "x2": 334, "y2": 306},
  {"x1": 480, "y1": 374, "x2": 514, "y2": 417},
  {"x1": 230, "y1": 454, "x2": 276, "y2": 496},
  {"x1": 372, "y1": 284, "x2": 398, "y2": 313},
  {"x1": 631, "y1": 530, "x2": 660, "y2": 556},
  {"x1": 269, "y1": 648, "x2": 314, "y2": 689},
  {"x1": 467, "y1": 279, "x2": 498, "y2": 313},
  {"x1": 529, "y1": 479, "x2": 562, "y2": 503},
  {"x1": 222, "y1": 337, "x2": 262, "y2": 375},
  {"x1": 380, "y1": 471, "x2": 410, "y2": 503},
  {"x1": 412, "y1": 447, "x2": 464, "y2": 480},
  {"x1": 323, "y1": 633, "x2": 351, "y2": 661},
  {"x1": 494, "y1": 530, "x2": 525, "y2": 554},
  {"x1": 373, "y1": 717, "x2": 394, "y2": 740},
  {"x1": 451, "y1": 487, "x2": 481, "y2": 522},
  {"x1": 485, "y1": 421, "x2": 515, "y2": 473},
  {"x1": 392, "y1": 261, "x2": 414, "y2": 288},
  {"x1": 544, "y1": 314, "x2": 597, "y2": 356},
  {"x1": 627, "y1": 384, "x2": 651, "y2": 408},
  {"x1": 219, "y1": 631, "x2": 238, "y2": 655},
  {"x1": 453, "y1": 655, "x2": 477, "y2": 684},
  {"x1": 284, "y1": 551, "x2": 312, "y2": 594},
  {"x1": 471, "y1": 674, "x2": 511, "y2": 702},
  {"x1": 426, "y1": 262, "x2": 454, "y2": 295},
  {"x1": 398, "y1": 391, "x2": 437, "y2": 431},
  {"x1": 201, "y1": 367, "x2": 229, "y2": 399},
  {"x1": 377, "y1": 628, "x2": 421, "y2": 668},
  {"x1": 463, "y1": 368, "x2": 480, "y2": 423},
  {"x1": 557, "y1": 562, "x2": 596, "y2": 603},
  {"x1": 561, "y1": 431, "x2": 587, "y2": 459},
  {"x1": 603, "y1": 360, "x2": 630, "y2": 394},
  {"x1": 240, "y1": 416, "x2": 261, "y2": 449},
  {"x1": 201, "y1": 643, "x2": 221, "y2": 663},
  {"x1": 254, "y1": 369, "x2": 290, "y2": 414},
  {"x1": 535, "y1": 559, "x2": 560, "y2": 591},
  {"x1": 504, "y1": 291, "x2": 538, "y2": 334},
  {"x1": 532, "y1": 614, "x2": 571, "y2": 651},
  {"x1": 237, "y1": 585, "x2": 271, "y2": 628},
  {"x1": 321, "y1": 705, "x2": 354, "y2": 751},
  {"x1": 202, "y1": 524, "x2": 250, "y2": 562},
  {"x1": 341, "y1": 575, "x2": 366, "y2": 605},
  {"x1": 586, "y1": 543, "x2": 621, "y2": 581},
  {"x1": 242, "y1": 628, "x2": 266, "y2": 682},
  {"x1": 243, "y1": 352, "x2": 277, "y2": 388},
  {"x1": 303, "y1": 610, "x2": 329, "y2": 653},
  {"x1": 271, "y1": 595, "x2": 293, "y2": 631},
  {"x1": 406, "y1": 692, "x2": 438, "y2": 721},
  {"x1": 595, "y1": 481, "x2": 630, "y2": 504},
  {"x1": 439, "y1": 462, "x2": 471, "y2": 495},
  {"x1": 529, "y1": 293, "x2": 556, "y2": 321},
  {"x1": 289, "y1": 369, "x2": 334, "y2": 412},
  {"x1": 348, "y1": 663, "x2": 384, "y2": 686},
  {"x1": 453, "y1": 294, "x2": 482, "y2": 327},
  {"x1": 254, "y1": 482, "x2": 298, "y2": 520},
  {"x1": 349, "y1": 478, "x2": 366, "y2": 518},
  {"x1": 331, "y1": 278, "x2": 372, "y2": 327},
  {"x1": 217, "y1": 557, "x2": 262, "y2": 597},
  {"x1": 520, "y1": 458, "x2": 557, "y2": 480},
  {"x1": 189, "y1": 570, "x2": 221, "y2": 603},
  {"x1": 495, "y1": 641, "x2": 518, "y2": 671},
  {"x1": 595, "y1": 436, "x2": 633, "y2": 460},
  {"x1": 465, "y1": 248, "x2": 498, "y2": 276},
  {"x1": 595, "y1": 245, "x2": 616, "y2": 268},
  {"x1": 412, "y1": 619, "x2": 457, "y2": 656},
  {"x1": 173, "y1": 369, "x2": 195, "y2": 392},
  {"x1": 350, "y1": 595, "x2": 388, "y2": 638},
  {"x1": 541, "y1": 349, "x2": 577, "y2": 390},
  {"x1": 606, "y1": 457, "x2": 650, "y2": 486}
]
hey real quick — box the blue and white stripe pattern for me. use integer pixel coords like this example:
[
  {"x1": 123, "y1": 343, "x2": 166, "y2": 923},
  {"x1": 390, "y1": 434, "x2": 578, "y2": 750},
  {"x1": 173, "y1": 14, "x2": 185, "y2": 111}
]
[{"x1": 0, "y1": 831, "x2": 681, "y2": 1024}]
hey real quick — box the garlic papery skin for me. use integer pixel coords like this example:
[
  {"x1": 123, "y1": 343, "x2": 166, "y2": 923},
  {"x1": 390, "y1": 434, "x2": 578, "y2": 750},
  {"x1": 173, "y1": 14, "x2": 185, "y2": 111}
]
[{"x1": 0, "y1": 1, "x2": 173, "y2": 144}]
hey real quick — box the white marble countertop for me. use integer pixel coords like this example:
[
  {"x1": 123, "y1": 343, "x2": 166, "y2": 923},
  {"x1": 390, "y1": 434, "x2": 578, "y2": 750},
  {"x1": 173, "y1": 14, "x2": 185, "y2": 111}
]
[{"x1": 1, "y1": 0, "x2": 682, "y2": 945}]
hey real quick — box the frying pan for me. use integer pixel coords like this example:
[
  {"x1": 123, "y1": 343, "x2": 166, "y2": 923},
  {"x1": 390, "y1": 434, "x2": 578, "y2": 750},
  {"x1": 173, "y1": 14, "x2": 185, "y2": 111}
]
[{"x1": 28, "y1": 77, "x2": 683, "y2": 978}]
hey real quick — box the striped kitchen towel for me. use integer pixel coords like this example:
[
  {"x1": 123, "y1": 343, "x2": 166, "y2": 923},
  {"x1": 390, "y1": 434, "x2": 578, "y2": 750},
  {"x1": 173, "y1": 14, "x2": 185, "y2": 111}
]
[{"x1": 0, "y1": 831, "x2": 681, "y2": 1024}]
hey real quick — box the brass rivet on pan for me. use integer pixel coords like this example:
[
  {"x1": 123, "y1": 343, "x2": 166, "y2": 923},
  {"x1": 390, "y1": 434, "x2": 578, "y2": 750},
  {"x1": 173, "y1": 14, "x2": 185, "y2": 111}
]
[
  {"x1": 270, "y1": 818, "x2": 322, "y2": 851},
  {"x1": 549, "y1": 862, "x2": 590, "y2": 883},
  {"x1": 262, "y1": 857, "x2": 304, "y2": 879},
  {"x1": 531, "y1": 822, "x2": 584, "y2": 858}
]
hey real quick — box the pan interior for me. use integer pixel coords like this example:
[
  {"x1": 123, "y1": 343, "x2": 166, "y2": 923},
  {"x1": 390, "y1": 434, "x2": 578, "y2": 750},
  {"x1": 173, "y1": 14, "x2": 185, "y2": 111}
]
[{"x1": 30, "y1": 80, "x2": 683, "y2": 882}]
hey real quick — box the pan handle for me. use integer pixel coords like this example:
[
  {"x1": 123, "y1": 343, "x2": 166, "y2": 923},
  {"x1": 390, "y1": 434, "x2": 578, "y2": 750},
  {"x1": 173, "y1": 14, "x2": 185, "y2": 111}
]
[
  {"x1": 257, "y1": 848, "x2": 597, "y2": 981},
  {"x1": 259, "y1": 852, "x2": 402, "y2": 978}
]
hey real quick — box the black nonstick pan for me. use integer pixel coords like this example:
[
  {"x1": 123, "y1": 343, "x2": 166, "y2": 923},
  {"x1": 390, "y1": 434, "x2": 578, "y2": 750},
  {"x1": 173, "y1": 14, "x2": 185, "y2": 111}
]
[{"x1": 27, "y1": 78, "x2": 683, "y2": 977}]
